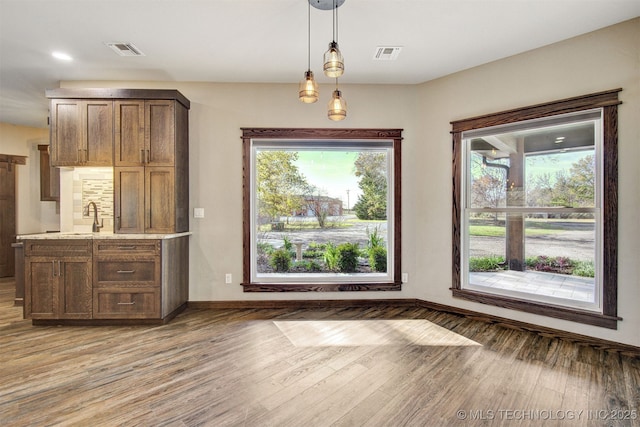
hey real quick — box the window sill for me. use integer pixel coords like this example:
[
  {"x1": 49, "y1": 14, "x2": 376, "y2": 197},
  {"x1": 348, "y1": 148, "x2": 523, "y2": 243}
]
[
  {"x1": 242, "y1": 282, "x2": 402, "y2": 292},
  {"x1": 452, "y1": 288, "x2": 621, "y2": 329}
]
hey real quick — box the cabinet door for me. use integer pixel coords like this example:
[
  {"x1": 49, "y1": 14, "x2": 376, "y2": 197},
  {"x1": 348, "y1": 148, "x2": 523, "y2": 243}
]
[
  {"x1": 37, "y1": 145, "x2": 60, "y2": 201},
  {"x1": 146, "y1": 100, "x2": 175, "y2": 166},
  {"x1": 50, "y1": 99, "x2": 82, "y2": 166},
  {"x1": 114, "y1": 167, "x2": 145, "y2": 233},
  {"x1": 115, "y1": 100, "x2": 145, "y2": 166},
  {"x1": 59, "y1": 258, "x2": 92, "y2": 319},
  {"x1": 83, "y1": 100, "x2": 114, "y2": 165},
  {"x1": 25, "y1": 259, "x2": 58, "y2": 319},
  {"x1": 145, "y1": 167, "x2": 175, "y2": 233}
]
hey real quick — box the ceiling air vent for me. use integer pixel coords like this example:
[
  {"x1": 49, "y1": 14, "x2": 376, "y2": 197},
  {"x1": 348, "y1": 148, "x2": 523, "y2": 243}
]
[
  {"x1": 105, "y1": 42, "x2": 145, "y2": 57},
  {"x1": 373, "y1": 46, "x2": 402, "y2": 61}
]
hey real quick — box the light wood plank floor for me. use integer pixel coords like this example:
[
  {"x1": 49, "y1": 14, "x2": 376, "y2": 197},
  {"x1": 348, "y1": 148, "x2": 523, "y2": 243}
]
[{"x1": 1, "y1": 277, "x2": 638, "y2": 426}]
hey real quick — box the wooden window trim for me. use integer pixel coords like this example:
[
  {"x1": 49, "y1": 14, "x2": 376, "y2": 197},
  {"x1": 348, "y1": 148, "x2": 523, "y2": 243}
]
[
  {"x1": 241, "y1": 128, "x2": 403, "y2": 292},
  {"x1": 451, "y1": 89, "x2": 622, "y2": 329}
]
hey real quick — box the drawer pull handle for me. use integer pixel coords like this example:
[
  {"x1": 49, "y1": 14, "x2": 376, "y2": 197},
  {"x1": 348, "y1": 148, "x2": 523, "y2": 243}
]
[
  {"x1": 117, "y1": 246, "x2": 136, "y2": 250},
  {"x1": 117, "y1": 301, "x2": 136, "y2": 305},
  {"x1": 117, "y1": 270, "x2": 135, "y2": 274}
]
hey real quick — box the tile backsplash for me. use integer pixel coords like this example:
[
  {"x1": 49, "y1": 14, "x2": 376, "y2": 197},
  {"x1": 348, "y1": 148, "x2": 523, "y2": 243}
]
[{"x1": 72, "y1": 167, "x2": 114, "y2": 231}]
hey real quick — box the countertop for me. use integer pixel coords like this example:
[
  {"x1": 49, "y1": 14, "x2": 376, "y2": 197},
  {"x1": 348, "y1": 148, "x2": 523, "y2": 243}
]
[{"x1": 17, "y1": 231, "x2": 192, "y2": 240}]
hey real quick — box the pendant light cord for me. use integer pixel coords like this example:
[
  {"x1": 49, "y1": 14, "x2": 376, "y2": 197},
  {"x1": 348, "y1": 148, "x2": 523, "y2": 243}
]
[
  {"x1": 307, "y1": 1, "x2": 311, "y2": 70},
  {"x1": 335, "y1": 0, "x2": 338, "y2": 43}
]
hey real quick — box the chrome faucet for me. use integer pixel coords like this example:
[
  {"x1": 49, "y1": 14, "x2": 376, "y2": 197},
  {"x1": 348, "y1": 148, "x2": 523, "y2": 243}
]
[{"x1": 86, "y1": 201, "x2": 103, "y2": 233}]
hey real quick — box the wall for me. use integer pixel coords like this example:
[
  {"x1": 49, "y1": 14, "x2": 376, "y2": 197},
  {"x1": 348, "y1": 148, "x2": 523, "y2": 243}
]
[
  {"x1": 61, "y1": 18, "x2": 639, "y2": 346},
  {"x1": 0, "y1": 123, "x2": 59, "y2": 233},
  {"x1": 414, "y1": 17, "x2": 640, "y2": 346}
]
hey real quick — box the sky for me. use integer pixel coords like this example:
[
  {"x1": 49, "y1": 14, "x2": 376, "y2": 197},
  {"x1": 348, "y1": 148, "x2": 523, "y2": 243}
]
[
  {"x1": 294, "y1": 150, "x2": 362, "y2": 209},
  {"x1": 525, "y1": 150, "x2": 593, "y2": 183}
]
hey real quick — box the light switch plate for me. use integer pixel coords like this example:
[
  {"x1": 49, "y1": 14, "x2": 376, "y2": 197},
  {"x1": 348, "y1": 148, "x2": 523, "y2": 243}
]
[{"x1": 194, "y1": 208, "x2": 205, "y2": 218}]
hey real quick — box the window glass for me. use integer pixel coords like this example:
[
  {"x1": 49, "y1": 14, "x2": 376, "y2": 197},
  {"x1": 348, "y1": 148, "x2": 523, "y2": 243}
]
[
  {"x1": 251, "y1": 142, "x2": 394, "y2": 284},
  {"x1": 463, "y1": 112, "x2": 601, "y2": 310}
]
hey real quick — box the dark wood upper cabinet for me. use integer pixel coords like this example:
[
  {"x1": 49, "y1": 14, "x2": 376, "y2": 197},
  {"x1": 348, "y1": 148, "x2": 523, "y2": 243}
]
[
  {"x1": 49, "y1": 99, "x2": 114, "y2": 166},
  {"x1": 46, "y1": 88, "x2": 190, "y2": 234},
  {"x1": 146, "y1": 100, "x2": 175, "y2": 166},
  {"x1": 114, "y1": 100, "x2": 145, "y2": 166},
  {"x1": 37, "y1": 145, "x2": 59, "y2": 202},
  {"x1": 115, "y1": 100, "x2": 175, "y2": 167},
  {"x1": 114, "y1": 166, "x2": 145, "y2": 234}
]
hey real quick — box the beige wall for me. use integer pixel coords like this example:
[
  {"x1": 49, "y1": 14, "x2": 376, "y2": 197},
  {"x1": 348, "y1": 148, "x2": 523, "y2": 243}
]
[
  {"x1": 414, "y1": 17, "x2": 640, "y2": 346},
  {"x1": 60, "y1": 17, "x2": 639, "y2": 346},
  {"x1": 0, "y1": 123, "x2": 59, "y2": 234}
]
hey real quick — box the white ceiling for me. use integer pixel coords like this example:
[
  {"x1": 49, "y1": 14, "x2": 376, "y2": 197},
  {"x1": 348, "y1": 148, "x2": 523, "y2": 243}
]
[{"x1": 1, "y1": 0, "x2": 639, "y2": 129}]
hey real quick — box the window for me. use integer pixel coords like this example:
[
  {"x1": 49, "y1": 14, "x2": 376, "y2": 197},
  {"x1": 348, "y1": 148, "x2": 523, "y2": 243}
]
[
  {"x1": 242, "y1": 128, "x2": 402, "y2": 292},
  {"x1": 451, "y1": 90, "x2": 621, "y2": 328}
]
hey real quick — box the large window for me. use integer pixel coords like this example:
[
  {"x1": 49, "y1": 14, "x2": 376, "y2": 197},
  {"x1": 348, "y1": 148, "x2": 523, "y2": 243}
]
[
  {"x1": 242, "y1": 128, "x2": 402, "y2": 292},
  {"x1": 451, "y1": 90, "x2": 621, "y2": 328}
]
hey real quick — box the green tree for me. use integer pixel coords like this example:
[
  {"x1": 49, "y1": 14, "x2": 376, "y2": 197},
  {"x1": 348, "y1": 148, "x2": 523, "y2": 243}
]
[
  {"x1": 256, "y1": 151, "x2": 309, "y2": 221},
  {"x1": 567, "y1": 154, "x2": 595, "y2": 207},
  {"x1": 353, "y1": 152, "x2": 387, "y2": 220}
]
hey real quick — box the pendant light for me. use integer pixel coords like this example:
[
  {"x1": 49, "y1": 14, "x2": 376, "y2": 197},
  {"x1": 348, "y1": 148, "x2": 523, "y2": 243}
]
[
  {"x1": 328, "y1": 78, "x2": 347, "y2": 121},
  {"x1": 323, "y1": 0, "x2": 344, "y2": 78},
  {"x1": 299, "y1": 0, "x2": 318, "y2": 103}
]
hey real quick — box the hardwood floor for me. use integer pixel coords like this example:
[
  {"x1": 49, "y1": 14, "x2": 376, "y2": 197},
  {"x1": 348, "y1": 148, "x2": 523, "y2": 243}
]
[{"x1": 1, "y1": 277, "x2": 638, "y2": 426}]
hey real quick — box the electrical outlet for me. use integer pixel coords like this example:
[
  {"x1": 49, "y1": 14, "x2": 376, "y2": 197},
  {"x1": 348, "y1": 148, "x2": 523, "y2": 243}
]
[
  {"x1": 402, "y1": 273, "x2": 408, "y2": 283},
  {"x1": 194, "y1": 208, "x2": 205, "y2": 218},
  {"x1": 225, "y1": 273, "x2": 232, "y2": 284}
]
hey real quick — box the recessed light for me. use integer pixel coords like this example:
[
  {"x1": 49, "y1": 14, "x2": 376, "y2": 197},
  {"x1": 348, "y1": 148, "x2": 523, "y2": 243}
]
[
  {"x1": 52, "y1": 51, "x2": 73, "y2": 61},
  {"x1": 554, "y1": 136, "x2": 565, "y2": 144}
]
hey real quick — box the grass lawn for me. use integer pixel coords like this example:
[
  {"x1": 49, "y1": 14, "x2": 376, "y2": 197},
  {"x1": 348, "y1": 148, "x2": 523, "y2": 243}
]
[{"x1": 470, "y1": 224, "x2": 562, "y2": 237}]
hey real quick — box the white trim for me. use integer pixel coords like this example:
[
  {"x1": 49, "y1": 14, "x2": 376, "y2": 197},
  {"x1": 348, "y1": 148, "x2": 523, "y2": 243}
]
[
  {"x1": 249, "y1": 139, "x2": 395, "y2": 284},
  {"x1": 460, "y1": 109, "x2": 603, "y2": 312}
]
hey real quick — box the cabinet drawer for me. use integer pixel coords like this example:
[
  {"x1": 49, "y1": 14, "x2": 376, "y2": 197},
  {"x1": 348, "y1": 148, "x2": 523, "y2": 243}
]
[
  {"x1": 95, "y1": 260, "x2": 157, "y2": 284},
  {"x1": 24, "y1": 240, "x2": 91, "y2": 257},
  {"x1": 94, "y1": 240, "x2": 160, "y2": 256},
  {"x1": 93, "y1": 287, "x2": 160, "y2": 318}
]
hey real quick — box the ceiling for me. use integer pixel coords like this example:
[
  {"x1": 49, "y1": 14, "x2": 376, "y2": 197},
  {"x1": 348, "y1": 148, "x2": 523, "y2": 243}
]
[{"x1": 1, "y1": 0, "x2": 639, "y2": 129}]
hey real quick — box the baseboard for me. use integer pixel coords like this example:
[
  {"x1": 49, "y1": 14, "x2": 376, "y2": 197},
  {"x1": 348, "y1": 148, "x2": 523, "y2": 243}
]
[
  {"x1": 188, "y1": 299, "x2": 417, "y2": 310},
  {"x1": 188, "y1": 298, "x2": 640, "y2": 357},
  {"x1": 414, "y1": 300, "x2": 640, "y2": 358}
]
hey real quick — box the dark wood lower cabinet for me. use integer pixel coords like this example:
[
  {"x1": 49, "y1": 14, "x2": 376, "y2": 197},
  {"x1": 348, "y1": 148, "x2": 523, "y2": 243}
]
[
  {"x1": 24, "y1": 240, "x2": 92, "y2": 319},
  {"x1": 93, "y1": 287, "x2": 160, "y2": 319},
  {"x1": 22, "y1": 236, "x2": 188, "y2": 325},
  {"x1": 93, "y1": 239, "x2": 161, "y2": 319}
]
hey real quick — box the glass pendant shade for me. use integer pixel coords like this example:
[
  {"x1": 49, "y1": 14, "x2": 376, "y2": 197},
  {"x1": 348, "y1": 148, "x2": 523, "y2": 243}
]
[
  {"x1": 328, "y1": 89, "x2": 347, "y2": 121},
  {"x1": 323, "y1": 41, "x2": 344, "y2": 78},
  {"x1": 299, "y1": 70, "x2": 319, "y2": 103}
]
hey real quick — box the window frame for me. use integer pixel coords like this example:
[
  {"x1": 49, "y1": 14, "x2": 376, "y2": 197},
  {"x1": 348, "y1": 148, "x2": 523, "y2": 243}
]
[
  {"x1": 451, "y1": 89, "x2": 621, "y2": 329},
  {"x1": 241, "y1": 128, "x2": 403, "y2": 292}
]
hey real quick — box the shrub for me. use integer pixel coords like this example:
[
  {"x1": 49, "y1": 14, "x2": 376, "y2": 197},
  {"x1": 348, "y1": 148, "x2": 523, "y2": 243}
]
[
  {"x1": 323, "y1": 242, "x2": 339, "y2": 271},
  {"x1": 303, "y1": 241, "x2": 326, "y2": 259},
  {"x1": 525, "y1": 255, "x2": 573, "y2": 273},
  {"x1": 269, "y1": 249, "x2": 291, "y2": 272},
  {"x1": 257, "y1": 241, "x2": 274, "y2": 255},
  {"x1": 366, "y1": 226, "x2": 385, "y2": 251},
  {"x1": 469, "y1": 255, "x2": 505, "y2": 272},
  {"x1": 573, "y1": 260, "x2": 595, "y2": 278},
  {"x1": 369, "y1": 246, "x2": 387, "y2": 272},
  {"x1": 293, "y1": 260, "x2": 322, "y2": 272},
  {"x1": 337, "y1": 242, "x2": 360, "y2": 272}
]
